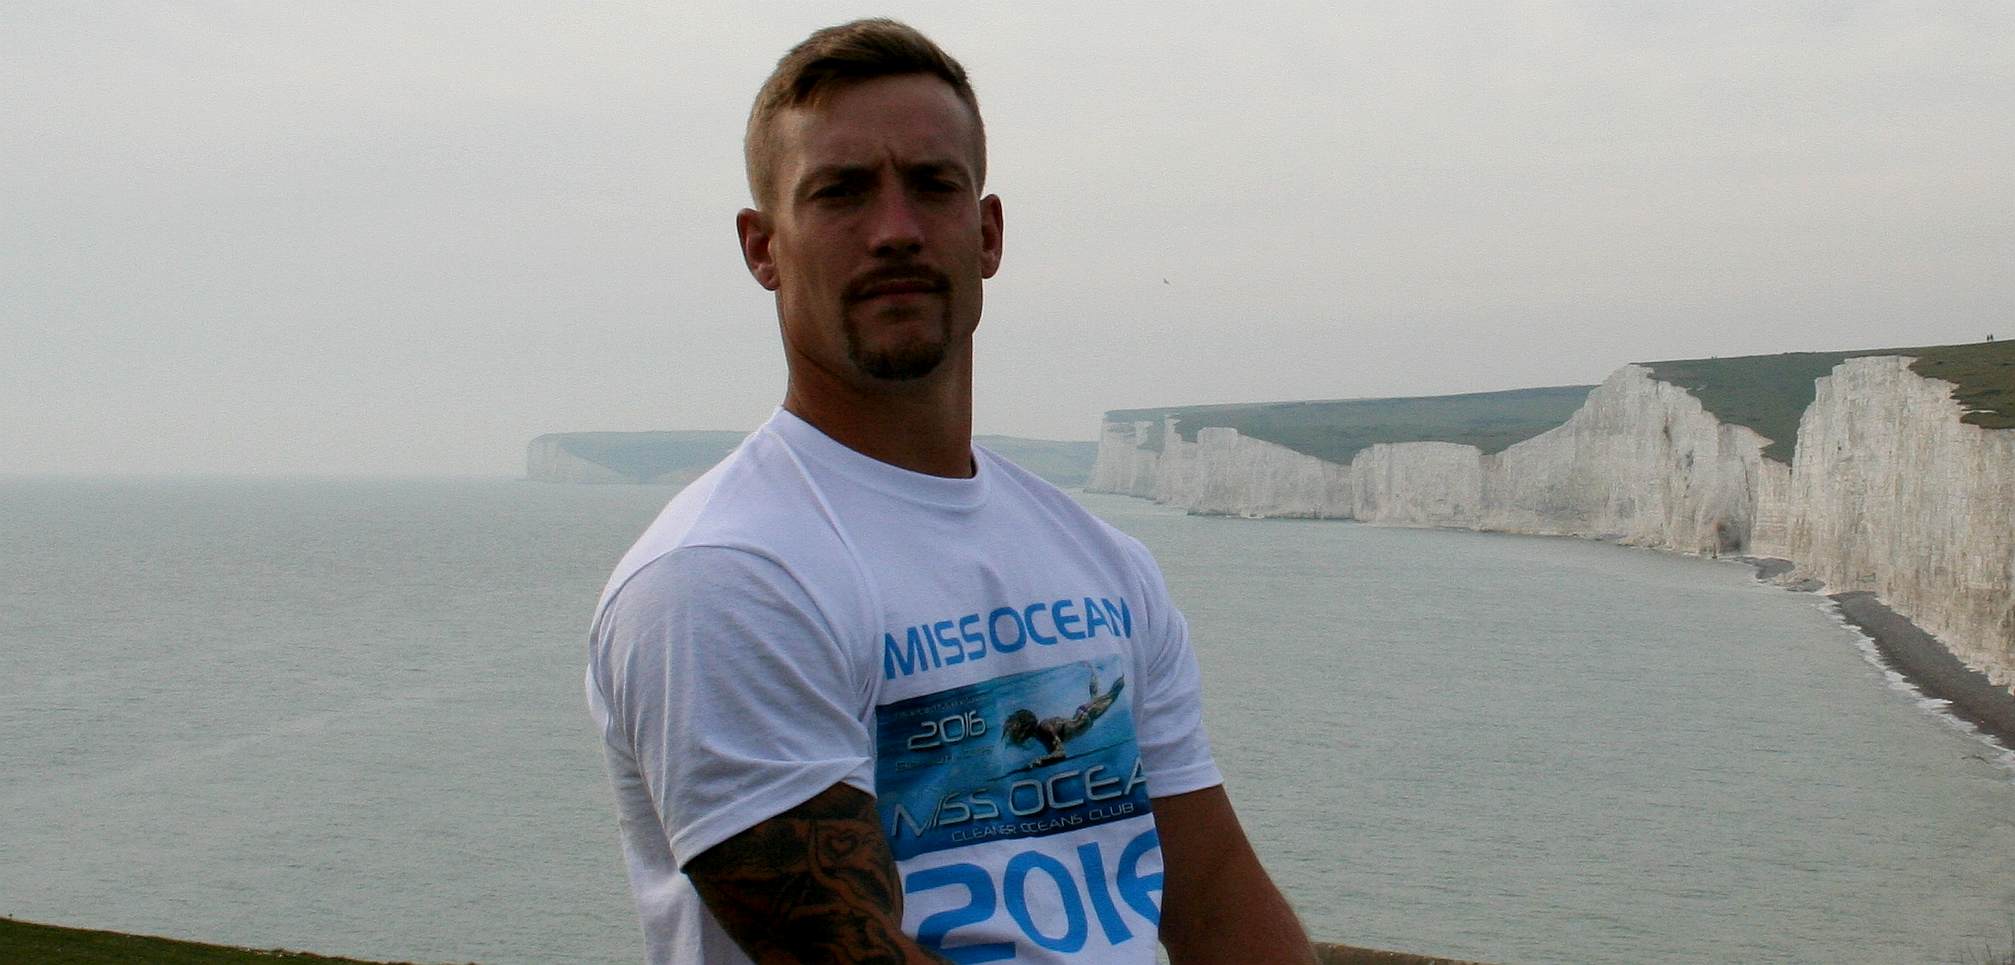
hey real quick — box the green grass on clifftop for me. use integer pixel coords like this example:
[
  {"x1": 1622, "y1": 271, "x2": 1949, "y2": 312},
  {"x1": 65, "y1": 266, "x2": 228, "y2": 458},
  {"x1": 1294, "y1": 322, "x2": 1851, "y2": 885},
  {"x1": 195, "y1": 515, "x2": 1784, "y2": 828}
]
[
  {"x1": 0, "y1": 917, "x2": 440, "y2": 965},
  {"x1": 1640, "y1": 339, "x2": 2014, "y2": 464},
  {"x1": 1106, "y1": 385, "x2": 1596, "y2": 465}
]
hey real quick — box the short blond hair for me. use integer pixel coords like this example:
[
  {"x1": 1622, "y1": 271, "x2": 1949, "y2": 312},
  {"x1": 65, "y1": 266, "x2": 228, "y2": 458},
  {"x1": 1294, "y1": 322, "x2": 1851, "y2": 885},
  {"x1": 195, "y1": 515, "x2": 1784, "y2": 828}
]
[{"x1": 744, "y1": 18, "x2": 985, "y2": 209}]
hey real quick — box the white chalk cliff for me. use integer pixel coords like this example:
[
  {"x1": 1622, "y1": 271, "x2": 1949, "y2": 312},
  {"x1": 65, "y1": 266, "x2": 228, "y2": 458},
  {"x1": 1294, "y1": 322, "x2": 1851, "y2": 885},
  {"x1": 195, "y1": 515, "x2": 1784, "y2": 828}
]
[{"x1": 1089, "y1": 359, "x2": 2015, "y2": 691}]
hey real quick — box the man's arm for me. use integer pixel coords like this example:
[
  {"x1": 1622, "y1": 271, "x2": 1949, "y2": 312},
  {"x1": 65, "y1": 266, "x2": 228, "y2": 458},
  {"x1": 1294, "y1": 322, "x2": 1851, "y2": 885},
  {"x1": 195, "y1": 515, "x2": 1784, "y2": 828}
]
[
  {"x1": 684, "y1": 782, "x2": 952, "y2": 964},
  {"x1": 1153, "y1": 785, "x2": 1318, "y2": 965}
]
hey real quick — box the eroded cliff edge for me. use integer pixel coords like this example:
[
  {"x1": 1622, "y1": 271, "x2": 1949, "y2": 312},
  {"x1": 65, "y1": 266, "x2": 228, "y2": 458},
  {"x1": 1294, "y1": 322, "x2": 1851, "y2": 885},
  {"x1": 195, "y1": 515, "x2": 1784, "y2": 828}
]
[{"x1": 1090, "y1": 350, "x2": 2015, "y2": 698}]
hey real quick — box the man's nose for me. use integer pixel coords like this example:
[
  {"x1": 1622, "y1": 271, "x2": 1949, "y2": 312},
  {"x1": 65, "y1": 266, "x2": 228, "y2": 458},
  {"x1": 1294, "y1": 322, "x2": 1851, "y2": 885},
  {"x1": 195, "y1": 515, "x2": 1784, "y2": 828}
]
[{"x1": 866, "y1": 190, "x2": 924, "y2": 256}]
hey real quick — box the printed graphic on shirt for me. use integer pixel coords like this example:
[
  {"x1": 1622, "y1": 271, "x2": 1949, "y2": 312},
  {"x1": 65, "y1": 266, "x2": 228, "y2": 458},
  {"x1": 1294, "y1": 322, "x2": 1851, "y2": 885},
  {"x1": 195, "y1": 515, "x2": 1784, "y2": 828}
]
[{"x1": 876, "y1": 656, "x2": 1148, "y2": 862}]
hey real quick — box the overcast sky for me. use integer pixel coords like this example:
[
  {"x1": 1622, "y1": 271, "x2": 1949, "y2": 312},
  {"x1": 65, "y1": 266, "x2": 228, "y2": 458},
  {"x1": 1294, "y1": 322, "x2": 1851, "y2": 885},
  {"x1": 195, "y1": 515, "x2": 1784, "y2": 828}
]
[{"x1": 4, "y1": 2, "x2": 2010, "y2": 475}]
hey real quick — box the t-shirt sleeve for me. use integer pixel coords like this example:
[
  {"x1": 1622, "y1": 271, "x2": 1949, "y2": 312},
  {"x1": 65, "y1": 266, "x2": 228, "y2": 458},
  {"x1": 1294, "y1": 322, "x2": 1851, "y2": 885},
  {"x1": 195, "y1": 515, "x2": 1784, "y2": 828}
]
[
  {"x1": 1123, "y1": 539, "x2": 1224, "y2": 798},
  {"x1": 592, "y1": 544, "x2": 874, "y2": 867}
]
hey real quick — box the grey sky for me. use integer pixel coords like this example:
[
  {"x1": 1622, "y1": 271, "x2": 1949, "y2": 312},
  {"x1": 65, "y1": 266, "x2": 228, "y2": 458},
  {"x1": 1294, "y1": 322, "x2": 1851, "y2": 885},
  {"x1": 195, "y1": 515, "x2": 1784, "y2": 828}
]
[{"x1": 4, "y1": 2, "x2": 2010, "y2": 475}]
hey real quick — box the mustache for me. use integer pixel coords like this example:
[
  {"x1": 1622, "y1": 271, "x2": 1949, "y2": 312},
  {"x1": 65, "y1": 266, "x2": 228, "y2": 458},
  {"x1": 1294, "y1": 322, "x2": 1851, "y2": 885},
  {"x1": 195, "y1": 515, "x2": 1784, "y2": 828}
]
[{"x1": 844, "y1": 264, "x2": 950, "y2": 302}]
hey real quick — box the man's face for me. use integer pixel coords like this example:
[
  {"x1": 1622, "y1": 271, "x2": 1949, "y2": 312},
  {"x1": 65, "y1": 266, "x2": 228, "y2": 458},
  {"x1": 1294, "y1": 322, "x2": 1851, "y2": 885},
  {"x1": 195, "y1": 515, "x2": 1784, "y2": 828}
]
[{"x1": 738, "y1": 74, "x2": 1004, "y2": 390}]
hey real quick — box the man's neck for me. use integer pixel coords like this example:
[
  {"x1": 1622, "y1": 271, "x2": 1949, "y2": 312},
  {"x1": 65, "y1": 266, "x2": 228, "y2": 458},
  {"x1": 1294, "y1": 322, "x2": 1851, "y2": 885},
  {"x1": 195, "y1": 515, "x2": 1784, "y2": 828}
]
[{"x1": 782, "y1": 365, "x2": 975, "y2": 479}]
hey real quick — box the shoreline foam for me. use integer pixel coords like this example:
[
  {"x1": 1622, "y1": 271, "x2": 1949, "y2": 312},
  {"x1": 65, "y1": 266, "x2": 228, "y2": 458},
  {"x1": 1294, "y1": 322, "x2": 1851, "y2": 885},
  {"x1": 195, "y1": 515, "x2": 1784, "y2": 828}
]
[
  {"x1": 1823, "y1": 590, "x2": 2015, "y2": 752},
  {"x1": 1739, "y1": 557, "x2": 2015, "y2": 753}
]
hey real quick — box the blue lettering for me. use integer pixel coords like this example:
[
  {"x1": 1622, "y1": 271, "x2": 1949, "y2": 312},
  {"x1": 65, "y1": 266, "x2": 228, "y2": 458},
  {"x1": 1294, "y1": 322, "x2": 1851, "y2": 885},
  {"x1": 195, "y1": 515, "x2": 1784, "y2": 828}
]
[
  {"x1": 958, "y1": 613, "x2": 986, "y2": 660},
  {"x1": 890, "y1": 595, "x2": 1129, "y2": 678},
  {"x1": 908, "y1": 863, "x2": 1014, "y2": 963},
  {"x1": 1024, "y1": 602, "x2": 1059, "y2": 646},
  {"x1": 933, "y1": 620, "x2": 964, "y2": 666},
  {"x1": 905, "y1": 840, "x2": 1157, "y2": 954},
  {"x1": 1004, "y1": 852, "x2": 1088, "y2": 953},
  {"x1": 1101, "y1": 598, "x2": 1132, "y2": 638},
  {"x1": 1076, "y1": 842, "x2": 1134, "y2": 944},
  {"x1": 1052, "y1": 599, "x2": 1084, "y2": 640},
  {"x1": 1116, "y1": 828, "x2": 1162, "y2": 924},
  {"x1": 1080, "y1": 598, "x2": 1110, "y2": 638},
  {"x1": 882, "y1": 629, "x2": 930, "y2": 679},
  {"x1": 989, "y1": 607, "x2": 1026, "y2": 653}
]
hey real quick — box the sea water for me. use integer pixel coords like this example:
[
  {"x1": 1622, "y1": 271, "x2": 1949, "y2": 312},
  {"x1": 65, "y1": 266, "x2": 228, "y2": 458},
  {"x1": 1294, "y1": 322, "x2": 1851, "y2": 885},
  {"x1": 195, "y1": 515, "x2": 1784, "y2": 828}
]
[{"x1": 1, "y1": 479, "x2": 2010, "y2": 964}]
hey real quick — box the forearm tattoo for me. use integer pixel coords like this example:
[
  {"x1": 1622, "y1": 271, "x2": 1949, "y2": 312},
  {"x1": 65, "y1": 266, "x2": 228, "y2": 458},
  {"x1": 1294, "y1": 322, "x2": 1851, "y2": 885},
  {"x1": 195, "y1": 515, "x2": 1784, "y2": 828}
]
[{"x1": 686, "y1": 784, "x2": 952, "y2": 964}]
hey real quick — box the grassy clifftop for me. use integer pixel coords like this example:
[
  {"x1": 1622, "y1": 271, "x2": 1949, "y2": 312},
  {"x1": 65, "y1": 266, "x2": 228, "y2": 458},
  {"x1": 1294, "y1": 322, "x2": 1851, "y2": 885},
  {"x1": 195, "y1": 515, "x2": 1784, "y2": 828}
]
[
  {"x1": 1106, "y1": 385, "x2": 1596, "y2": 465},
  {"x1": 1641, "y1": 339, "x2": 2014, "y2": 463}
]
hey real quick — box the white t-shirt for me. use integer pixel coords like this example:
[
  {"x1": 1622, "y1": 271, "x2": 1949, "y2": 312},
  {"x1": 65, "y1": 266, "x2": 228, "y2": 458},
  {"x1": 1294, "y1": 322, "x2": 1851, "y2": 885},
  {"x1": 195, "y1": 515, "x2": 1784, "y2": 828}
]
[{"x1": 585, "y1": 409, "x2": 1222, "y2": 964}]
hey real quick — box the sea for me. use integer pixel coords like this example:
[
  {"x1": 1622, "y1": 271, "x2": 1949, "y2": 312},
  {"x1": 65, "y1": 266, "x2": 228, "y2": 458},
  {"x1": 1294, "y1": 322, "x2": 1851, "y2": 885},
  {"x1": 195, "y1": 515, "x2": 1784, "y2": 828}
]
[{"x1": 2, "y1": 477, "x2": 2011, "y2": 965}]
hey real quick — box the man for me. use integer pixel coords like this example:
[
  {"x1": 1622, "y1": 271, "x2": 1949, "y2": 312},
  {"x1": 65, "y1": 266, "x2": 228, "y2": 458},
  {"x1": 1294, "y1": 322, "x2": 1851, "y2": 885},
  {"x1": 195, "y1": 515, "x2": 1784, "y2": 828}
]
[
  {"x1": 1002, "y1": 670, "x2": 1124, "y2": 770},
  {"x1": 586, "y1": 18, "x2": 1314, "y2": 964}
]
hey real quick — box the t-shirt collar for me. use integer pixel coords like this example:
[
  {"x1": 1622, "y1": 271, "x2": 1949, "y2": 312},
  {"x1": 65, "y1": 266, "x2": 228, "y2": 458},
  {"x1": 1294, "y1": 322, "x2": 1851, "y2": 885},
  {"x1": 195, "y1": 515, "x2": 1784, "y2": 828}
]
[{"x1": 766, "y1": 408, "x2": 989, "y2": 512}]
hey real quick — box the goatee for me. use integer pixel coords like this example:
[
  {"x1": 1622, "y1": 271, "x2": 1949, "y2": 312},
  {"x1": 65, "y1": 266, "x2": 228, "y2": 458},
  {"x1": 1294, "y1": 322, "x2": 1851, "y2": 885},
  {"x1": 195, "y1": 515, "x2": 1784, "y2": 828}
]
[{"x1": 846, "y1": 320, "x2": 950, "y2": 380}]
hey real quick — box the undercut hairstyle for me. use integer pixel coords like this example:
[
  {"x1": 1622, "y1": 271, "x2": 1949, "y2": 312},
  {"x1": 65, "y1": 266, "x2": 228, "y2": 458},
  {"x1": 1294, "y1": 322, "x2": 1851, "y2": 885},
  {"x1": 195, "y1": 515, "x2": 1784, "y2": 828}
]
[{"x1": 744, "y1": 18, "x2": 985, "y2": 210}]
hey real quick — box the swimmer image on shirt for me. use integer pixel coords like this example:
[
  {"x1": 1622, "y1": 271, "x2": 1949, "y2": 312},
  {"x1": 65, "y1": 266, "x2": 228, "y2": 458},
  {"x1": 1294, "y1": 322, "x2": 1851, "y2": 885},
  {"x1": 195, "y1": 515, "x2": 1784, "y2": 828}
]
[{"x1": 1001, "y1": 669, "x2": 1125, "y2": 770}]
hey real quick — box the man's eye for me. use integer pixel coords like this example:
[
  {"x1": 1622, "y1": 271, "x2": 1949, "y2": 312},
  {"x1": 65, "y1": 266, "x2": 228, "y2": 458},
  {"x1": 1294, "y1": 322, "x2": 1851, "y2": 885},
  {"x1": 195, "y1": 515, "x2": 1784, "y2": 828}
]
[{"x1": 811, "y1": 183, "x2": 858, "y2": 200}]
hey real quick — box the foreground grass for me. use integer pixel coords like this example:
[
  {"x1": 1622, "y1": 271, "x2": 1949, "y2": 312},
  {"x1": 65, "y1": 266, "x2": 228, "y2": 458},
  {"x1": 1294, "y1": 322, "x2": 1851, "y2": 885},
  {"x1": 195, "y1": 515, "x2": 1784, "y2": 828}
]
[
  {"x1": 1642, "y1": 338, "x2": 2015, "y2": 463},
  {"x1": 3, "y1": 915, "x2": 1486, "y2": 964},
  {"x1": 0, "y1": 917, "x2": 438, "y2": 965}
]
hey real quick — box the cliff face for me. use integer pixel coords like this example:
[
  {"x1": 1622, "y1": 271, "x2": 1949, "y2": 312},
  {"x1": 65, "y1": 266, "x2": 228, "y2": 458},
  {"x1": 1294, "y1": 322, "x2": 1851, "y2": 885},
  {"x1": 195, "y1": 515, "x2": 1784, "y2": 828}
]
[
  {"x1": 1090, "y1": 358, "x2": 2014, "y2": 691},
  {"x1": 1783, "y1": 356, "x2": 2015, "y2": 687},
  {"x1": 1088, "y1": 419, "x2": 1166, "y2": 499},
  {"x1": 1478, "y1": 367, "x2": 1784, "y2": 556}
]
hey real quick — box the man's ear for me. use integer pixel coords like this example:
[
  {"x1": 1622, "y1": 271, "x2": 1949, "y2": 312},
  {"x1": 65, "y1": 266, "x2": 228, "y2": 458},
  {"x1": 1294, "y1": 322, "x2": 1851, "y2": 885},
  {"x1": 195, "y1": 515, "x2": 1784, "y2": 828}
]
[
  {"x1": 979, "y1": 194, "x2": 1004, "y2": 279},
  {"x1": 736, "y1": 208, "x2": 780, "y2": 291}
]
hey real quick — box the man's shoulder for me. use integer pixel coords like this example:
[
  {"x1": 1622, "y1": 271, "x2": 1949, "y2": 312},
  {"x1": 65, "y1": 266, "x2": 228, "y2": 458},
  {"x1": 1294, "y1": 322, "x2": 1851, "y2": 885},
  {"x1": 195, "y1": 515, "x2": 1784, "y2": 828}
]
[
  {"x1": 977, "y1": 446, "x2": 1155, "y2": 562},
  {"x1": 596, "y1": 425, "x2": 842, "y2": 617}
]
